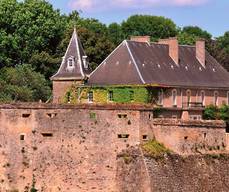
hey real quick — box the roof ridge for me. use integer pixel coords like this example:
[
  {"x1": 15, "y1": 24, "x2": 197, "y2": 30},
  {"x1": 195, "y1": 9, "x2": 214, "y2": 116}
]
[
  {"x1": 89, "y1": 40, "x2": 126, "y2": 78},
  {"x1": 125, "y1": 40, "x2": 146, "y2": 84}
]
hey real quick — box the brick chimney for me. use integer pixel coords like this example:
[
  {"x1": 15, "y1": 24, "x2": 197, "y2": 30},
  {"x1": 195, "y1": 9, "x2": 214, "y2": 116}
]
[
  {"x1": 130, "y1": 36, "x2": 150, "y2": 43},
  {"x1": 196, "y1": 39, "x2": 206, "y2": 67},
  {"x1": 158, "y1": 37, "x2": 179, "y2": 65}
]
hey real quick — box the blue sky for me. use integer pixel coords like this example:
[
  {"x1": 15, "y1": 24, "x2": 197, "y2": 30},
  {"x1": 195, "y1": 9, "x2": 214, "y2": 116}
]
[{"x1": 48, "y1": 0, "x2": 229, "y2": 37}]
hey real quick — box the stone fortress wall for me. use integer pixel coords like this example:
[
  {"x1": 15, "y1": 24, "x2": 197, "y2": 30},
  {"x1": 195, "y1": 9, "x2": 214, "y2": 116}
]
[{"x1": 0, "y1": 103, "x2": 228, "y2": 192}]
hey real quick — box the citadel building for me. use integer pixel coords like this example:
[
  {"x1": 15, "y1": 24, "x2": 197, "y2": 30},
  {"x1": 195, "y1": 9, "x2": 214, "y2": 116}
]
[
  {"x1": 0, "y1": 29, "x2": 229, "y2": 191},
  {"x1": 51, "y1": 29, "x2": 229, "y2": 120}
]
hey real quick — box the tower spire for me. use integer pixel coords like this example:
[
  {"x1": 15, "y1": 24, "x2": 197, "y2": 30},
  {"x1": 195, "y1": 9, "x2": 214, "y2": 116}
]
[{"x1": 51, "y1": 28, "x2": 91, "y2": 81}]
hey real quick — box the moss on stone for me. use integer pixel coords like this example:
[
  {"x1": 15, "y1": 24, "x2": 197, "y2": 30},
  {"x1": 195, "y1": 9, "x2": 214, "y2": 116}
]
[{"x1": 142, "y1": 140, "x2": 171, "y2": 158}]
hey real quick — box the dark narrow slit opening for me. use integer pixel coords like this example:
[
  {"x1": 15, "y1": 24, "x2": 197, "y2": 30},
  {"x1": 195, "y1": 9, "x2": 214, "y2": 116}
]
[
  {"x1": 22, "y1": 114, "x2": 31, "y2": 118},
  {"x1": 118, "y1": 134, "x2": 129, "y2": 139},
  {"x1": 41, "y1": 133, "x2": 53, "y2": 137}
]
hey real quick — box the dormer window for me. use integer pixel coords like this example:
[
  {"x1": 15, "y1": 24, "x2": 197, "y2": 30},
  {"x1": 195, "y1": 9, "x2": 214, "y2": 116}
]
[
  {"x1": 82, "y1": 56, "x2": 88, "y2": 69},
  {"x1": 67, "y1": 57, "x2": 75, "y2": 68}
]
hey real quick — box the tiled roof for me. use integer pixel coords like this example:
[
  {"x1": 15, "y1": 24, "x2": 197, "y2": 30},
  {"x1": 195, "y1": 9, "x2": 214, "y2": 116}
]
[
  {"x1": 51, "y1": 29, "x2": 91, "y2": 81},
  {"x1": 88, "y1": 40, "x2": 229, "y2": 89}
]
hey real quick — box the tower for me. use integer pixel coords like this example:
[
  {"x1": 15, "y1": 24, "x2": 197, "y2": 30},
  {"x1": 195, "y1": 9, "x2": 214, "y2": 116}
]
[{"x1": 51, "y1": 28, "x2": 91, "y2": 103}]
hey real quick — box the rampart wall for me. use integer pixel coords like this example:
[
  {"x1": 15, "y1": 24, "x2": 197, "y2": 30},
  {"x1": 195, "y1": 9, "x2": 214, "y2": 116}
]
[{"x1": 0, "y1": 103, "x2": 227, "y2": 191}]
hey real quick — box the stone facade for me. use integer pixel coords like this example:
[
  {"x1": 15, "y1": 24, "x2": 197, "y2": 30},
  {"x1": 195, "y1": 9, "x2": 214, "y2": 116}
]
[{"x1": 0, "y1": 103, "x2": 227, "y2": 191}]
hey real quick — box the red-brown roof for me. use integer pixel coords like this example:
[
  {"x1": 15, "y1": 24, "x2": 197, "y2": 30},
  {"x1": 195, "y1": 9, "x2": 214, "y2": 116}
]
[{"x1": 88, "y1": 40, "x2": 229, "y2": 89}]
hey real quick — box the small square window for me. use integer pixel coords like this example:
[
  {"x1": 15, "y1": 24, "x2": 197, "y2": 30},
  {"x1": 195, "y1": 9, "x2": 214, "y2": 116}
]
[
  {"x1": 20, "y1": 134, "x2": 25, "y2": 141},
  {"x1": 142, "y1": 135, "x2": 148, "y2": 140}
]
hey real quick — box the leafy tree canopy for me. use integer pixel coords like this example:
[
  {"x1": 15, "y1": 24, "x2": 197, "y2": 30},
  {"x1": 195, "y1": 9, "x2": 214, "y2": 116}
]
[
  {"x1": 0, "y1": 64, "x2": 51, "y2": 102},
  {"x1": 121, "y1": 15, "x2": 178, "y2": 41}
]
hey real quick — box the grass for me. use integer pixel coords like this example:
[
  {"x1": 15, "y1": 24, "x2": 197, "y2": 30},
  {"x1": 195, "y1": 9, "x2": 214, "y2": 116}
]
[{"x1": 142, "y1": 140, "x2": 171, "y2": 158}]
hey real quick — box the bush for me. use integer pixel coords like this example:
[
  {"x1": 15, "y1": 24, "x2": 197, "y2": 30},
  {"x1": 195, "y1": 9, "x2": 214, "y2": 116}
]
[
  {"x1": 203, "y1": 105, "x2": 218, "y2": 120},
  {"x1": 203, "y1": 105, "x2": 229, "y2": 120}
]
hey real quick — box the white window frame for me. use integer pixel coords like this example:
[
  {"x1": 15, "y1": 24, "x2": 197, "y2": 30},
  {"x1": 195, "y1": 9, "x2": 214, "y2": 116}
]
[
  {"x1": 200, "y1": 90, "x2": 205, "y2": 106},
  {"x1": 158, "y1": 90, "x2": 164, "y2": 106},
  {"x1": 88, "y1": 91, "x2": 93, "y2": 103},
  {"x1": 67, "y1": 57, "x2": 75, "y2": 69},
  {"x1": 214, "y1": 91, "x2": 219, "y2": 106},
  {"x1": 186, "y1": 90, "x2": 191, "y2": 107},
  {"x1": 172, "y1": 89, "x2": 177, "y2": 107}
]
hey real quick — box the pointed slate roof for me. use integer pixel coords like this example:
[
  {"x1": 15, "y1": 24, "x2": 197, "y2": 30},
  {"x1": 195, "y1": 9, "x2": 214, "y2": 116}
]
[
  {"x1": 88, "y1": 40, "x2": 229, "y2": 89},
  {"x1": 51, "y1": 28, "x2": 91, "y2": 81}
]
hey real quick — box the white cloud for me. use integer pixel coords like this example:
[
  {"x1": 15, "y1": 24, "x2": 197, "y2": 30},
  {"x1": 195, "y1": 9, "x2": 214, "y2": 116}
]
[{"x1": 68, "y1": 0, "x2": 209, "y2": 11}]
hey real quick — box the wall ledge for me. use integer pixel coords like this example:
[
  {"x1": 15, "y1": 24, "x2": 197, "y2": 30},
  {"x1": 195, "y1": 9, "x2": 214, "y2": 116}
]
[{"x1": 152, "y1": 119, "x2": 226, "y2": 128}]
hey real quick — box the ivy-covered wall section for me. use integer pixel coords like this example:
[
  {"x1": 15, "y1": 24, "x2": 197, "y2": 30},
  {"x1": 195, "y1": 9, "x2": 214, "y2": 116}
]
[{"x1": 63, "y1": 84, "x2": 160, "y2": 104}]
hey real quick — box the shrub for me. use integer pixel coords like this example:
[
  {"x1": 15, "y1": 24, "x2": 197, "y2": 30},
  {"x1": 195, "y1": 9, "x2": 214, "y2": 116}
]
[
  {"x1": 203, "y1": 105, "x2": 218, "y2": 120},
  {"x1": 142, "y1": 140, "x2": 171, "y2": 158}
]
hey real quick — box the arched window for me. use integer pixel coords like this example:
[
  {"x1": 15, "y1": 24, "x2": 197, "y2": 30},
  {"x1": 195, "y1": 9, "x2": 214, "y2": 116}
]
[
  {"x1": 214, "y1": 91, "x2": 219, "y2": 106},
  {"x1": 158, "y1": 90, "x2": 163, "y2": 106},
  {"x1": 172, "y1": 89, "x2": 177, "y2": 107},
  {"x1": 186, "y1": 90, "x2": 191, "y2": 106},
  {"x1": 200, "y1": 91, "x2": 205, "y2": 106}
]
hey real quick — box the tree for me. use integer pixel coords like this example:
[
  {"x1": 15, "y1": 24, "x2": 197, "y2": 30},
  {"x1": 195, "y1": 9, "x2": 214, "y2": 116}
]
[
  {"x1": 0, "y1": 0, "x2": 67, "y2": 71},
  {"x1": 108, "y1": 23, "x2": 124, "y2": 46},
  {"x1": 206, "y1": 32, "x2": 229, "y2": 71},
  {"x1": 178, "y1": 26, "x2": 212, "y2": 45},
  {"x1": 182, "y1": 26, "x2": 212, "y2": 39},
  {"x1": 121, "y1": 15, "x2": 178, "y2": 41},
  {"x1": 0, "y1": 64, "x2": 51, "y2": 102}
]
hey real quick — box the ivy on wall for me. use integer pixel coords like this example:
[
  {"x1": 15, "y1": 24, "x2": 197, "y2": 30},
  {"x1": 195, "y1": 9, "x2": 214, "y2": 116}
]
[{"x1": 63, "y1": 84, "x2": 161, "y2": 104}]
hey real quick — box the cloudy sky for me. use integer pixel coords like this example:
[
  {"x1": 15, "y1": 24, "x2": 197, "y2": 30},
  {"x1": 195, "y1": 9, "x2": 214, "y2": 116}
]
[{"x1": 49, "y1": 0, "x2": 229, "y2": 37}]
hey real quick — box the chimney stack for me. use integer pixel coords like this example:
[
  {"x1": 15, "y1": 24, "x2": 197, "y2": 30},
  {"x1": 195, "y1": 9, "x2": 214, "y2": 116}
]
[
  {"x1": 130, "y1": 36, "x2": 150, "y2": 43},
  {"x1": 196, "y1": 39, "x2": 206, "y2": 67},
  {"x1": 158, "y1": 37, "x2": 179, "y2": 65}
]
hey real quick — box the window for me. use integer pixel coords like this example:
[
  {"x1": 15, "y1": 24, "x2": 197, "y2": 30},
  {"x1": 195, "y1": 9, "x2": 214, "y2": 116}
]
[
  {"x1": 20, "y1": 134, "x2": 25, "y2": 141},
  {"x1": 186, "y1": 90, "x2": 191, "y2": 106},
  {"x1": 172, "y1": 89, "x2": 177, "y2": 107},
  {"x1": 41, "y1": 133, "x2": 53, "y2": 137},
  {"x1": 118, "y1": 134, "x2": 129, "y2": 139},
  {"x1": 200, "y1": 91, "x2": 205, "y2": 106},
  {"x1": 130, "y1": 90, "x2": 134, "y2": 101},
  {"x1": 88, "y1": 91, "x2": 93, "y2": 103},
  {"x1": 214, "y1": 91, "x2": 219, "y2": 106},
  {"x1": 22, "y1": 114, "x2": 30, "y2": 118},
  {"x1": 227, "y1": 91, "x2": 229, "y2": 105},
  {"x1": 158, "y1": 90, "x2": 163, "y2": 106},
  {"x1": 118, "y1": 114, "x2": 127, "y2": 118},
  {"x1": 108, "y1": 91, "x2": 113, "y2": 102},
  {"x1": 142, "y1": 135, "x2": 148, "y2": 140},
  {"x1": 67, "y1": 57, "x2": 74, "y2": 68},
  {"x1": 82, "y1": 56, "x2": 88, "y2": 69}
]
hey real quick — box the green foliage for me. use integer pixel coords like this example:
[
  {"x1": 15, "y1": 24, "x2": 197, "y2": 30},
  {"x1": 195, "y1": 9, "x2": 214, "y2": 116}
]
[
  {"x1": 219, "y1": 105, "x2": 229, "y2": 121},
  {"x1": 122, "y1": 14, "x2": 178, "y2": 41},
  {"x1": 203, "y1": 105, "x2": 229, "y2": 120},
  {"x1": 203, "y1": 105, "x2": 218, "y2": 120},
  {"x1": 64, "y1": 85, "x2": 152, "y2": 104},
  {"x1": 30, "y1": 174, "x2": 37, "y2": 192},
  {"x1": 182, "y1": 26, "x2": 212, "y2": 39},
  {"x1": 178, "y1": 26, "x2": 211, "y2": 45},
  {"x1": 0, "y1": 0, "x2": 67, "y2": 68},
  {"x1": 142, "y1": 140, "x2": 171, "y2": 158},
  {"x1": 0, "y1": 64, "x2": 51, "y2": 102},
  {"x1": 108, "y1": 22, "x2": 124, "y2": 45}
]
